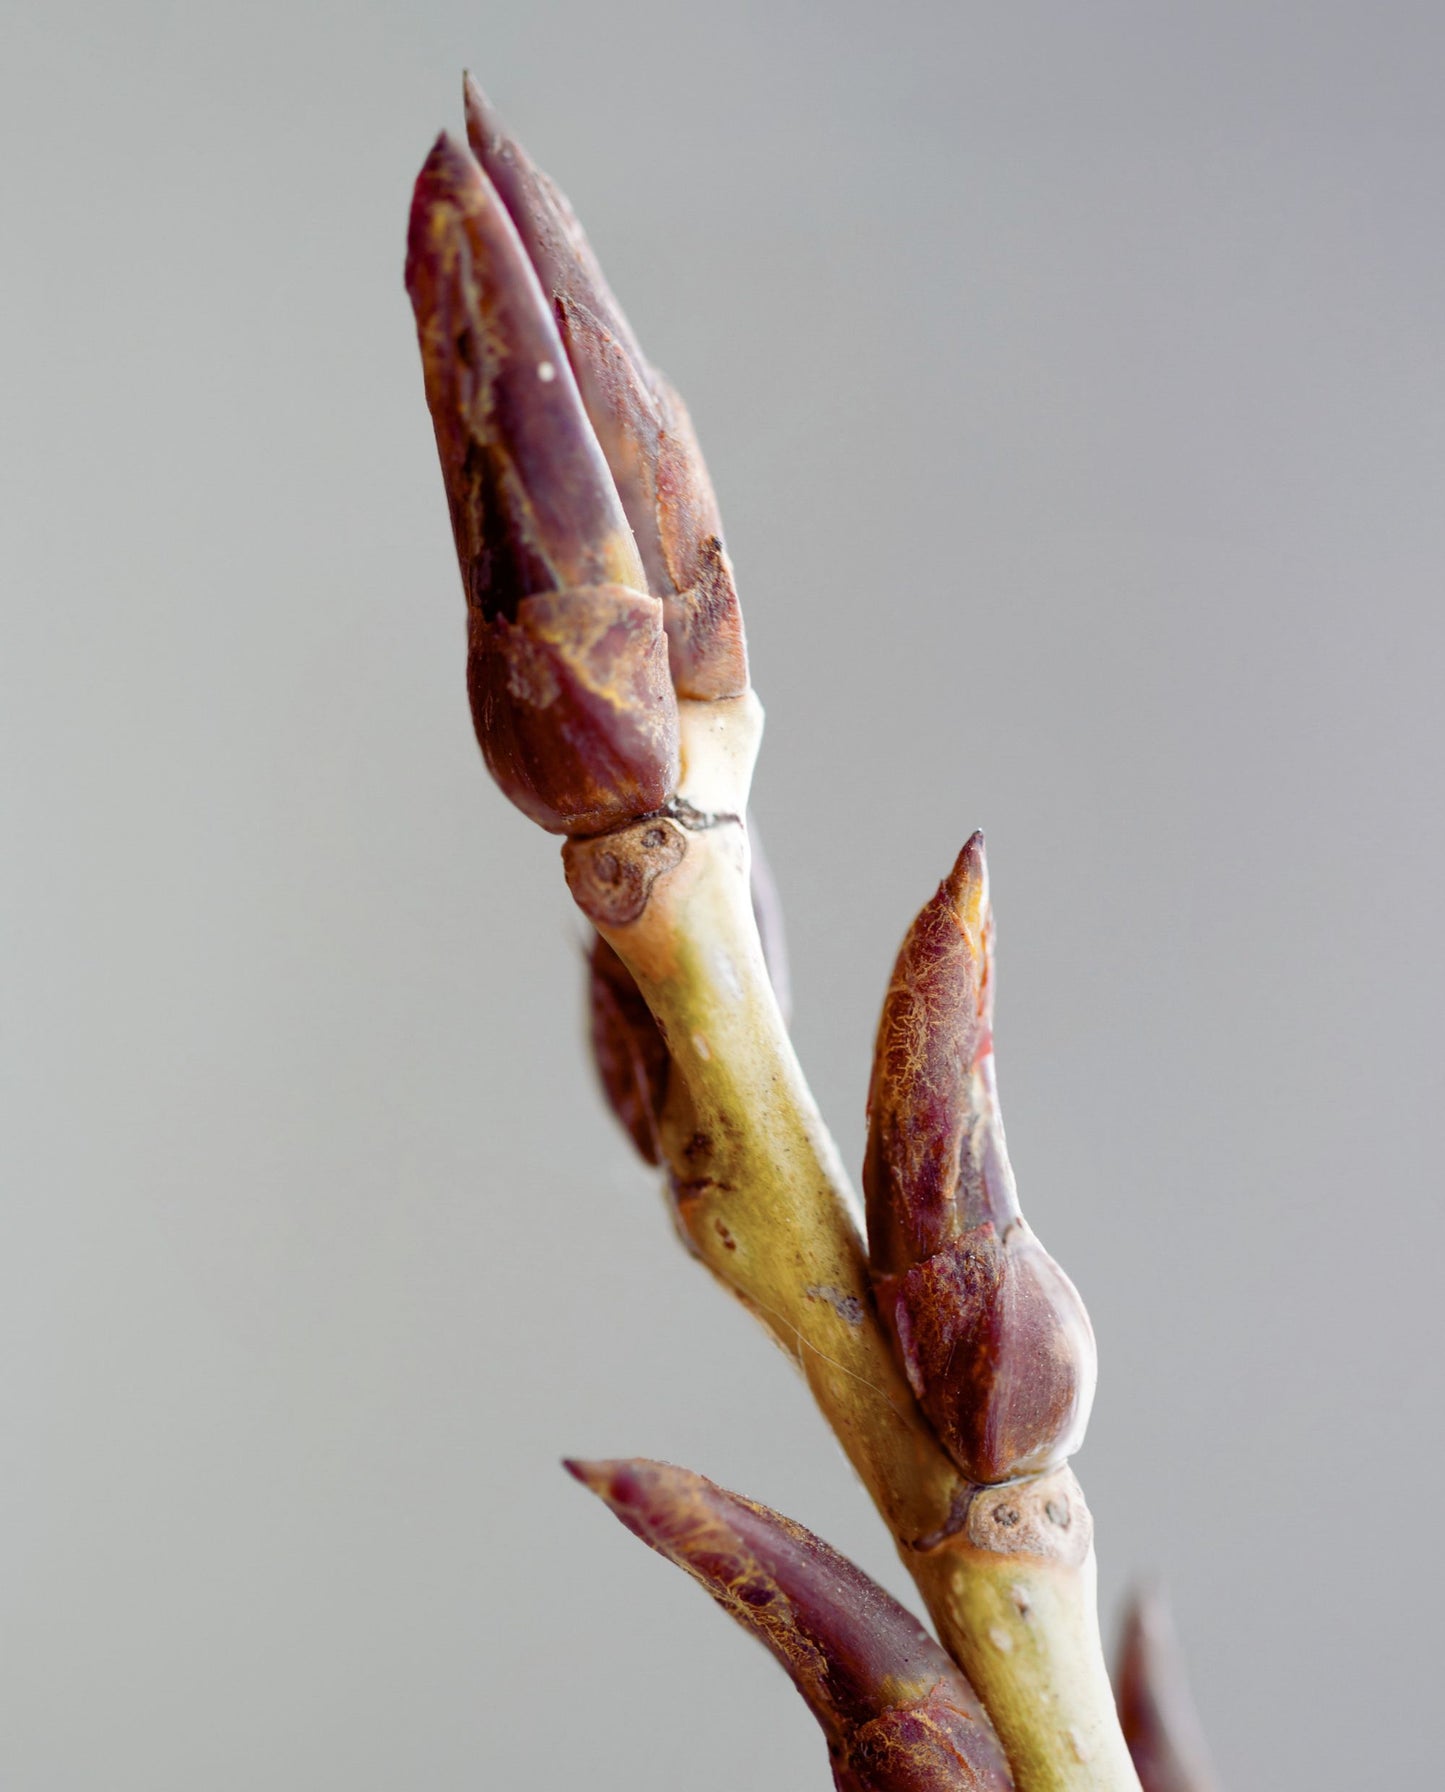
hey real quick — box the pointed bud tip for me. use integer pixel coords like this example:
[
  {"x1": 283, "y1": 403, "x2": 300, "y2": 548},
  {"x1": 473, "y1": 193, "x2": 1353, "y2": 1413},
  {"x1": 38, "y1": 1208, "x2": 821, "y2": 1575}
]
[
  {"x1": 563, "y1": 1456, "x2": 630, "y2": 1499},
  {"x1": 406, "y1": 134, "x2": 484, "y2": 272},
  {"x1": 406, "y1": 135, "x2": 456, "y2": 294},
  {"x1": 415, "y1": 129, "x2": 476, "y2": 193},
  {"x1": 462, "y1": 70, "x2": 504, "y2": 151},
  {"x1": 1120, "y1": 1580, "x2": 1177, "y2": 1657},
  {"x1": 944, "y1": 828, "x2": 988, "y2": 903},
  {"x1": 1117, "y1": 1581, "x2": 1220, "y2": 1792},
  {"x1": 1127, "y1": 1578, "x2": 1170, "y2": 1616},
  {"x1": 941, "y1": 829, "x2": 992, "y2": 974}
]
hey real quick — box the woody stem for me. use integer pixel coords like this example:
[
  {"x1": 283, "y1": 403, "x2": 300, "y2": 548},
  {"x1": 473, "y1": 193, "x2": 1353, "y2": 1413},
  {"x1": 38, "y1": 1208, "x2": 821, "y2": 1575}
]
[{"x1": 561, "y1": 698, "x2": 1141, "y2": 1792}]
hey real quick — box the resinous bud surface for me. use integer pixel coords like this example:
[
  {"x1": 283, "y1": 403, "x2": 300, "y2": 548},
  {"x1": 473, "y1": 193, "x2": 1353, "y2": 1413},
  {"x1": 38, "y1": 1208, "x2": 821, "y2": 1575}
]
[
  {"x1": 406, "y1": 133, "x2": 678, "y2": 834},
  {"x1": 569, "y1": 1458, "x2": 1014, "y2": 1792},
  {"x1": 464, "y1": 76, "x2": 749, "y2": 701},
  {"x1": 865, "y1": 833, "x2": 1097, "y2": 1484}
]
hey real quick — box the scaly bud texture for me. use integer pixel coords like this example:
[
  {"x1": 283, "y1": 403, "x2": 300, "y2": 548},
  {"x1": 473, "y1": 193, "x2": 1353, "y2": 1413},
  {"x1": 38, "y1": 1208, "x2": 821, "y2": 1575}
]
[
  {"x1": 569, "y1": 1459, "x2": 1015, "y2": 1792},
  {"x1": 406, "y1": 133, "x2": 678, "y2": 835},
  {"x1": 864, "y1": 833, "x2": 1097, "y2": 1485},
  {"x1": 464, "y1": 76, "x2": 748, "y2": 701},
  {"x1": 1114, "y1": 1590, "x2": 1221, "y2": 1792}
]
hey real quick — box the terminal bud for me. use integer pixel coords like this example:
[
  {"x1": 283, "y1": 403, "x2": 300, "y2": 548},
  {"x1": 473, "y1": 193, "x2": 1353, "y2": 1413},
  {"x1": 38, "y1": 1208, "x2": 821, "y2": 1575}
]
[
  {"x1": 464, "y1": 76, "x2": 748, "y2": 700},
  {"x1": 406, "y1": 133, "x2": 678, "y2": 834}
]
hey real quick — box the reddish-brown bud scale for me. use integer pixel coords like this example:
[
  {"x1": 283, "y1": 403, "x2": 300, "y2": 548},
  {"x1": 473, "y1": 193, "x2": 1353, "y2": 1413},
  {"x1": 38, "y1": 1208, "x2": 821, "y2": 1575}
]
[
  {"x1": 568, "y1": 1459, "x2": 1014, "y2": 1792},
  {"x1": 1115, "y1": 1588, "x2": 1222, "y2": 1792},
  {"x1": 888, "y1": 1223, "x2": 1096, "y2": 1489},
  {"x1": 587, "y1": 933, "x2": 670, "y2": 1164},
  {"x1": 864, "y1": 833, "x2": 1096, "y2": 1484},
  {"x1": 464, "y1": 76, "x2": 748, "y2": 701},
  {"x1": 406, "y1": 133, "x2": 678, "y2": 834},
  {"x1": 465, "y1": 582, "x2": 675, "y2": 836},
  {"x1": 832, "y1": 1707, "x2": 1013, "y2": 1792}
]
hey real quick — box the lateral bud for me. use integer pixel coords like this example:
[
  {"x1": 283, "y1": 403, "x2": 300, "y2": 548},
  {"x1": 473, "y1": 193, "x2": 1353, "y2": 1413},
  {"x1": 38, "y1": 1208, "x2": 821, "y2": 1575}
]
[
  {"x1": 587, "y1": 933, "x2": 670, "y2": 1164},
  {"x1": 864, "y1": 832, "x2": 1096, "y2": 1485},
  {"x1": 1115, "y1": 1585, "x2": 1222, "y2": 1792},
  {"x1": 566, "y1": 1458, "x2": 1014, "y2": 1792}
]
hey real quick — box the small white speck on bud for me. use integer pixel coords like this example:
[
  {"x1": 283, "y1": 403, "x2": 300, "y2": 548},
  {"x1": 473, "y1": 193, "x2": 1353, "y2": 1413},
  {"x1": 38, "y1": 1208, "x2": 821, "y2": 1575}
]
[{"x1": 537, "y1": 359, "x2": 557, "y2": 382}]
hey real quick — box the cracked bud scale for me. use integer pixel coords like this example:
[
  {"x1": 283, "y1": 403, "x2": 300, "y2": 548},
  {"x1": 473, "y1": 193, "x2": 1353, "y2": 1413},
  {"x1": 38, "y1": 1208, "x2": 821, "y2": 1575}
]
[
  {"x1": 406, "y1": 133, "x2": 678, "y2": 835},
  {"x1": 864, "y1": 832, "x2": 1096, "y2": 1485},
  {"x1": 567, "y1": 1459, "x2": 1014, "y2": 1792},
  {"x1": 464, "y1": 77, "x2": 748, "y2": 702}
]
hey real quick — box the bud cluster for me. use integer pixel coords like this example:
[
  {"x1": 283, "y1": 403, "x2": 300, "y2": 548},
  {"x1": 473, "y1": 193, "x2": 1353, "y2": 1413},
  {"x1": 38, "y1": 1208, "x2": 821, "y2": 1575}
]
[
  {"x1": 405, "y1": 81, "x2": 747, "y2": 838},
  {"x1": 407, "y1": 79, "x2": 1187, "y2": 1791}
]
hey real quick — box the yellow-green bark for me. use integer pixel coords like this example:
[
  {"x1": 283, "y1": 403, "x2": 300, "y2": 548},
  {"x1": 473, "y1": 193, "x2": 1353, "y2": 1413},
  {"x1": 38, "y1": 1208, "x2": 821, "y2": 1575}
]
[{"x1": 560, "y1": 698, "x2": 1141, "y2": 1792}]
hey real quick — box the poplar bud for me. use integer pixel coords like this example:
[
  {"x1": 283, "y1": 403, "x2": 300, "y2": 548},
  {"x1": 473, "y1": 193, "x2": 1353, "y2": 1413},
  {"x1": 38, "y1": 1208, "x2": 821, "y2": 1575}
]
[
  {"x1": 567, "y1": 1458, "x2": 1014, "y2": 1792},
  {"x1": 587, "y1": 933, "x2": 670, "y2": 1165},
  {"x1": 864, "y1": 833, "x2": 1096, "y2": 1485},
  {"x1": 1115, "y1": 1587, "x2": 1222, "y2": 1792},
  {"x1": 406, "y1": 134, "x2": 678, "y2": 835},
  {"x1": 463, "y1": 77, "x2": 748, "y2": 701}
]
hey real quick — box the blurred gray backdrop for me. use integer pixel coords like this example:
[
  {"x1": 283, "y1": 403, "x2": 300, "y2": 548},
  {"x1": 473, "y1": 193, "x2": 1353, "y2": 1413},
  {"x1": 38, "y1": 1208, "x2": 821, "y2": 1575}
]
[{"x1": 3, "y1": 1, "x2": 1442, "y2": 1786}]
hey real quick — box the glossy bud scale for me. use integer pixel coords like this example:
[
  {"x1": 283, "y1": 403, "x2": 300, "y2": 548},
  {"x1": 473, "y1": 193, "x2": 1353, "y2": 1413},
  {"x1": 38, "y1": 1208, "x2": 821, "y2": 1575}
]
[
  {"x1": 864, "y1": 833, "x2": 1096, "y2": 1484},
  {"x1": 464, "y1": 78, "x2": 748, "y2": 702},
  {"x1": 406, "y1": 132, "x2": 679, "y2": 835},
  {"x1": 568, "y1": 1458, "x2": 1014, "y2": 1792}
]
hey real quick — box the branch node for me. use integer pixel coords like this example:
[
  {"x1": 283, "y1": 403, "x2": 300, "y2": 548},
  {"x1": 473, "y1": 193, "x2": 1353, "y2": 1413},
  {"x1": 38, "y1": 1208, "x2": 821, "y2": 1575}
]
[{"x1": 563, "y1": 816, "x2": 688, "y2": 925}]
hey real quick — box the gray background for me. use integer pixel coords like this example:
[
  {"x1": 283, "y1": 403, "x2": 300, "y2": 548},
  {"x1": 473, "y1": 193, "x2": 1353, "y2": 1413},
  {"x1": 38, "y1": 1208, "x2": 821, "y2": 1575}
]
[{"x1": 3, "y1": 1, "x2": 1442, "y2": 1786}]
